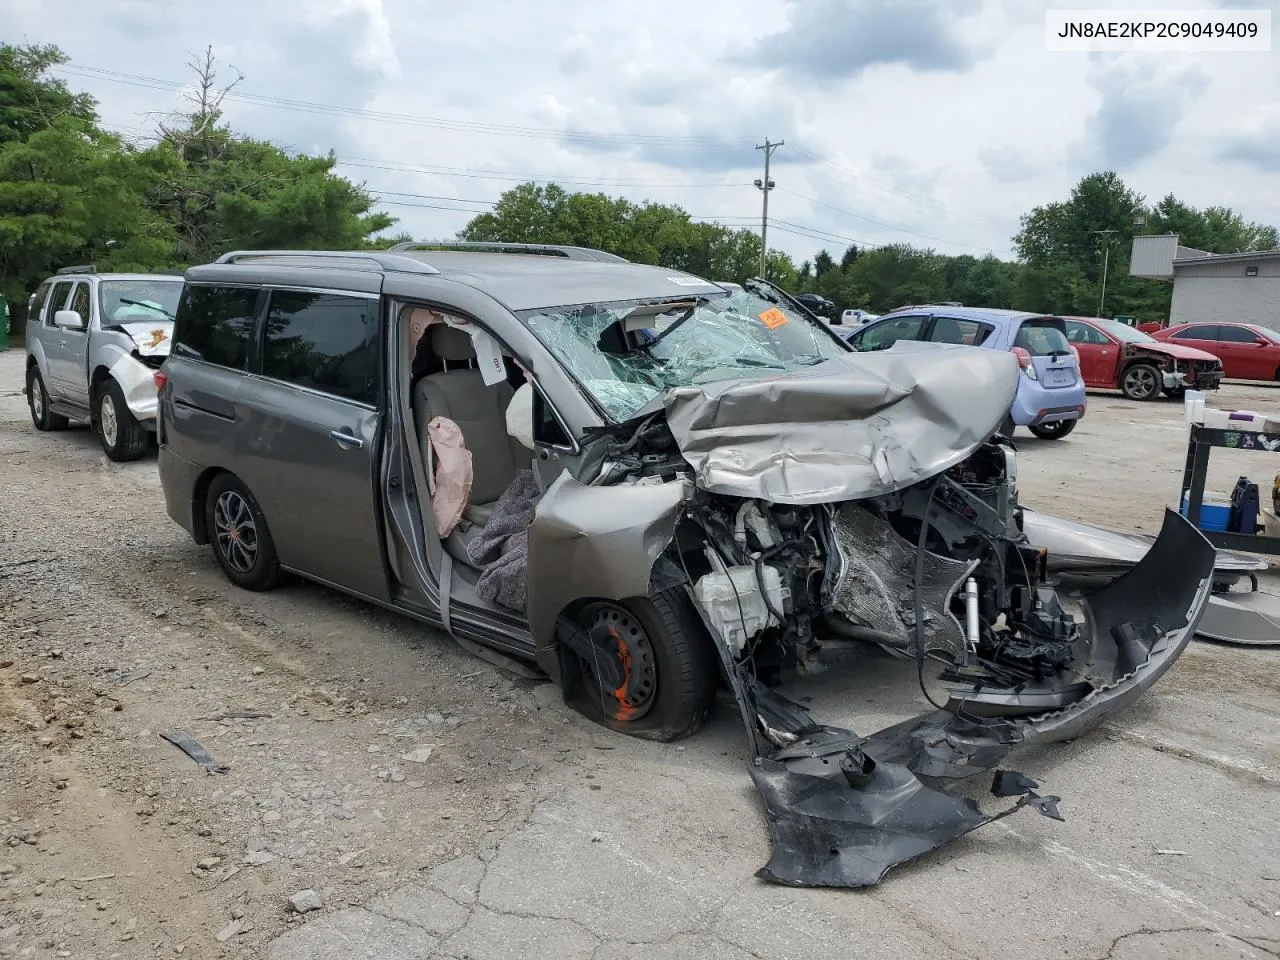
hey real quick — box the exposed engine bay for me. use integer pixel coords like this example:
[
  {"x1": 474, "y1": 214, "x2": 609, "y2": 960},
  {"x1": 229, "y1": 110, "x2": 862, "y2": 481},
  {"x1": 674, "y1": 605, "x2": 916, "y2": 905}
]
[
  {"x1": 568, "y1": 399, "x2": 1216, "y2": 887},
  {"x1": 593, "y1": 413, "x2": 1086, "y2": 717}
]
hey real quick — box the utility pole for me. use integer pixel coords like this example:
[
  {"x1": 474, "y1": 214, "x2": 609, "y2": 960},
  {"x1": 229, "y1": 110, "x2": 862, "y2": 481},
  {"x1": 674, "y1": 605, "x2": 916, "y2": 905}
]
[
  {"x1": 755, "y1": 139, "x2": 783, "y2": 278},
  {"x1": 1092, "y1": 228, "x2": 1118, "y2": 317}
]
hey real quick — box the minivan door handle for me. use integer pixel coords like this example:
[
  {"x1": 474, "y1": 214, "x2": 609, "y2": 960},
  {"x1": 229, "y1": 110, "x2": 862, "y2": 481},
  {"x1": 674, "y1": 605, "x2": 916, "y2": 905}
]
[{"x1": 328, "y1": 429, "x2": 364, "y2": 449}]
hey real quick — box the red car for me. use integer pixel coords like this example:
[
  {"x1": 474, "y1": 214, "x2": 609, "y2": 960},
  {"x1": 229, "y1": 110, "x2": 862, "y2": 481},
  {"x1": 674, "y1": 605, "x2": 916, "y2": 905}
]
[
  {"x1": 1152, "y1": 322, "x2": 1280, "y2": 382},
  {"x1": 1062, "y1": 316, "x2": 1223, "y2": 401}
]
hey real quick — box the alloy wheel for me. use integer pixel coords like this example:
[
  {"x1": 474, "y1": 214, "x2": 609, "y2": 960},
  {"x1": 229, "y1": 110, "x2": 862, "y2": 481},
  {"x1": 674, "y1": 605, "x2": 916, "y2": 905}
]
[
  {"x1": 213, "y1": 490, "x2": 259, "y2": 574},
  {"x1": 1122, "y1": 365, "x2": 1158, "y2": 400},
  {"x1": 100, "y1": 392, "x2": 119, "y2": 448}
]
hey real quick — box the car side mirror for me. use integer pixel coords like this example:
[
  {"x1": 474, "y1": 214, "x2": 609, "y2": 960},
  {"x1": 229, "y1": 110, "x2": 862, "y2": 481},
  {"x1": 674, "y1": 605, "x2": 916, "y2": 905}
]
[
  {"x1": 53, "y1": 309, "x2": 85, "y2": 330},
  {"x1": 1255, "y1": 337, "x2": 1269, "y2": 346}
]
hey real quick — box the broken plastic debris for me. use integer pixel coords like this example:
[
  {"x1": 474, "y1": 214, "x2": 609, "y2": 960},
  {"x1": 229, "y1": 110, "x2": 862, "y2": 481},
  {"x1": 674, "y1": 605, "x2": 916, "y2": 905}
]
[
  {"x1": 159, "y1": 730, "x2": 229, "y2": 775},
  {"x1": 991, "y1": 769, "x2": 1040, "y2": 797}
]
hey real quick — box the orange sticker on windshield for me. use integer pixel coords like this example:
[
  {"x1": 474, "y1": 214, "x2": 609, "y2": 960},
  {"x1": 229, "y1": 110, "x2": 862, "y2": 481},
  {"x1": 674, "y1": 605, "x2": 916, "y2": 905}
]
[{"x1": 759, "y1": 307, "x2": 789, "y2": 329}]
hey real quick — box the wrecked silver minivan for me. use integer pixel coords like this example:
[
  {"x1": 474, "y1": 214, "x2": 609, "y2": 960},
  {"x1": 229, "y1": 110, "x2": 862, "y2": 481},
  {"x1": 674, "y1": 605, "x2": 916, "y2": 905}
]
[{"x1": 158, "y1": 245, "x2": 1217, "y2": 888}]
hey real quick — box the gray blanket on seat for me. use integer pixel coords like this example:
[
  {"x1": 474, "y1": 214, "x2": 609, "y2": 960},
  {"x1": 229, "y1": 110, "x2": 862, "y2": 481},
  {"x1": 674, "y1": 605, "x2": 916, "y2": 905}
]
[{"x1": 466, "y1": 468, "x2": 541, "y2": 612}]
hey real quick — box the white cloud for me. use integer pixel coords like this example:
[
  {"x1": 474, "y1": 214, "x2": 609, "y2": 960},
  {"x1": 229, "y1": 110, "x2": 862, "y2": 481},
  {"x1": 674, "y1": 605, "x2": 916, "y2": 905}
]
[{"x1": 2, "y1": 0, "x2": 1277, "y2": 262}]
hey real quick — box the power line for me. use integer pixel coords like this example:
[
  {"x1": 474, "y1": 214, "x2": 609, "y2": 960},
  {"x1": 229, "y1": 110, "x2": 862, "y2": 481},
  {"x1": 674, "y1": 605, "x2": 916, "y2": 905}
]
[
  {"x1": 67, "y1": 61, "x2": 1016, "y2": 235},
  {"x1": 786, "y1": 145, "x2": 1009, "y2": 229},
  {"x1": 60, "y1": 64, "x2": 757, "y2": 147},
  {"x1": 335, "y1": 157, "x2": 753, "y2": 188},
  {"x1": 775, "y1": 186, "x2": 1012, "y2": 254}
]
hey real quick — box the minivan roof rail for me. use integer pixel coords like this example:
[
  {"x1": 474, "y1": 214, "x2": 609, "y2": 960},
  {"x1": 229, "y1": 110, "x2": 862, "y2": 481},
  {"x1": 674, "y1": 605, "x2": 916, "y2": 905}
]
[
  {"x1": 55, "y1": 265, "x2": 96, "y2": 275},
  {"x1": 214, "y1": 250, "x2": 441, "y2": 274},
  {"x1": 388, "y1": 241, "x2": 628, "y2": 263}
]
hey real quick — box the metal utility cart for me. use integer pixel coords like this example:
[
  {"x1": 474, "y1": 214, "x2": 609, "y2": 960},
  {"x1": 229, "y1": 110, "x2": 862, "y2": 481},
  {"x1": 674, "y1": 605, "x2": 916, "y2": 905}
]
[{"x1": 1181, "y1": 421, "x2": 1280, "y2": 555}]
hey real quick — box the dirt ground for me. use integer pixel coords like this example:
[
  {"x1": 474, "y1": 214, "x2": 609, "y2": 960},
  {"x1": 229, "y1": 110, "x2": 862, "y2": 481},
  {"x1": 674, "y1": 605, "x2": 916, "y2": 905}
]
[{"x1": 1, "y1": 348, "x2": 1278, "y2": 960}]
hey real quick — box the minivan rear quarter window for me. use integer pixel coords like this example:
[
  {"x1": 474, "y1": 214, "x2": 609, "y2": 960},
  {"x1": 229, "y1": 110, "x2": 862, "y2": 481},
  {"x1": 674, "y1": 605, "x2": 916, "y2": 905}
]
[
  {"x1": 1013, "y1": 318, "x2": 1071, "y2": 356},
  {"x1": 262, "y1": 291, "x2": 379, "y2": 406},
  {"x1": 173, "y1": 285, "x2": 260, "y2": 368}
]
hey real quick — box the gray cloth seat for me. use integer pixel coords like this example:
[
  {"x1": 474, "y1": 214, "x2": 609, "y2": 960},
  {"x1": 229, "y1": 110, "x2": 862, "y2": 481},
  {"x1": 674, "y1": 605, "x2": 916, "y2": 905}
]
[{"x1": 412, "y1": 325, "x2": 532, "y2": 561}]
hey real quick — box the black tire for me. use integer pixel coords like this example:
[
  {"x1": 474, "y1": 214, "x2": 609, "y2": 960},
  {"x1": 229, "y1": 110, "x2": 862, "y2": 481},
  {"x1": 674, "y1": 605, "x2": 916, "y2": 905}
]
[
  {"x1": 998, "y1": 414, "x2": 1016, "y2": 437},
  {"x1": 27, "y1": 366, "x2": 69, "y2": 431},
  {"x1": 1028, "y1": 419, "x2": 1077, "y2": 440},
  {"x1": 1120, "y1": 362, "x2": 1161, "y2": 401},
  {"x1": 569, "y1": 590, "x2": 718, "y2": 742},
  {"x1": 95, "y1": 378, "x2": 149, "y2": 461},
  {"x1": 204, "y1": 473, "x2": 282, "y2": 591}
]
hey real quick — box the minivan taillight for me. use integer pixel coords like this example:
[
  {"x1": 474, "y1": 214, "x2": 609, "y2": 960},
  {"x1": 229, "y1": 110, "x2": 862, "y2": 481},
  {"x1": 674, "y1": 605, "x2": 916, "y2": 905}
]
[
  {"x1": 1010, "y1": 346, "x2": 1038, "y2": 380},
  {"x1": 153, "y1": 370, "x2": 168, "y2": 392}
]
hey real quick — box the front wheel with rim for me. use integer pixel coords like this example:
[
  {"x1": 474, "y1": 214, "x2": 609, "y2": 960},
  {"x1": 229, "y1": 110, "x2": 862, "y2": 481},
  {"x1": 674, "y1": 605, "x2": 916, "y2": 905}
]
[
  {"x1": 96, "y1": 379, "x2": 149, "y2": 461},
  {"x1": 1028, "y1": 419, "x2": 1077, "y2": 440},
  {"x1": 569, "y1": 591, "x2": 718, "y2": 742},
  {"x1": 1120, "y1": 362, "x2": 1161, "y2": 401},
  {"x1": 204, "y1": 473, "x2": 282, "y2": 591},
  {"x1": 27, "y1": 366, "x2": 69, "y2": 431}
]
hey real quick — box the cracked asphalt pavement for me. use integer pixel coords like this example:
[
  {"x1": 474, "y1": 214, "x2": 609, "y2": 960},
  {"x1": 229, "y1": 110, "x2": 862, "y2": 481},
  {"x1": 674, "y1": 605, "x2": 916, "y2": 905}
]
[{"x1": 1, "y1": 349, "x2": 1278, "y2": 960}]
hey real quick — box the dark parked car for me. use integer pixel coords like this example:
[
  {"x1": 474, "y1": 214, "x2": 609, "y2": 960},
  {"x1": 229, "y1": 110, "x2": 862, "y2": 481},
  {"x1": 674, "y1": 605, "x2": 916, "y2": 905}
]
[
  {"x1": 154, "y1": 242, "x2": 1213, "y2": 888},
  {"x1": 791, "y1": 292, "x2": 836, "y2": 320}
]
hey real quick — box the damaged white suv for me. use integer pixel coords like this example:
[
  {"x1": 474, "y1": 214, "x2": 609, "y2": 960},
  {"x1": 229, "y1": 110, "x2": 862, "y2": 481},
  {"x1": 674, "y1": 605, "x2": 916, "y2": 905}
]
[{"x1": 25, "y1": 266, "x2": 184, "y2": 460}]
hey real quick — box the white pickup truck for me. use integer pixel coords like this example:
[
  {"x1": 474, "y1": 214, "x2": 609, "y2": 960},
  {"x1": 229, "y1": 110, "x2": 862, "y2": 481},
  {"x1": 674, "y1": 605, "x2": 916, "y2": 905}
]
[{"x1": 24, "y1": 266, "x2": 185, "y2": 461}]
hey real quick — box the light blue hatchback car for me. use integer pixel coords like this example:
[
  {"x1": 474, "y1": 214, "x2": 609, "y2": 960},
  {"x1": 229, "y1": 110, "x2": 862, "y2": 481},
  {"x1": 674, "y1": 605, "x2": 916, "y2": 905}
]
[{"x1": 844, "y1": 305, "x2": 1087, "y2": 439}]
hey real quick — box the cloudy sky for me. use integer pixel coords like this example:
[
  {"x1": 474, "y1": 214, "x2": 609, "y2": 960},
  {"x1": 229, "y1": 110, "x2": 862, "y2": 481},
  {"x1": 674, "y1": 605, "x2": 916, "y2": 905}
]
[{"x1": 5, "y1": 0, "x2": 1278, "y2": 264}]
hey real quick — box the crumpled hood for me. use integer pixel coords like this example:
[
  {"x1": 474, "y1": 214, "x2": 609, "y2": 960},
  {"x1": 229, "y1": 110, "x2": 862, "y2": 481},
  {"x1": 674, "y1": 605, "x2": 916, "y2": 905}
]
[
  {"x1": 111, "y1": 320, "x2": 174, "y2": 357},
  {"x1": 659, "y1": 341, "x2": 1019, "y2": 505},
  {"x1": 1135, "y1": 341, "x2": 1220, "y2": 364}
]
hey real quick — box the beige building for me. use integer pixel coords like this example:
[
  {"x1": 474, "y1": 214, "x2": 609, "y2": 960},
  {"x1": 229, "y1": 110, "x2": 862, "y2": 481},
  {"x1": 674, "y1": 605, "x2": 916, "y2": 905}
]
[{"x1": 1130, "y1": 234, "x2": 1280, "y2": 329}]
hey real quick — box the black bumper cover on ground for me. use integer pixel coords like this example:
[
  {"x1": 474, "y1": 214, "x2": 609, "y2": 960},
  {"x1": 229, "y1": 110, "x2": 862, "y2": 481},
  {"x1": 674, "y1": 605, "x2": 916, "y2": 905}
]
[{"x1": 701, "y1": 508, "x2": 1215, "y2": 888}]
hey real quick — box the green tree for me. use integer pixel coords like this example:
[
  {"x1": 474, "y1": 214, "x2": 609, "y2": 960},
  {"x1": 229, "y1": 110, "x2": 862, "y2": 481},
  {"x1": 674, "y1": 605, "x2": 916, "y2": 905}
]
[
  {"x1": 1147, "y1": 194, "x2": 1278, "y2": 253},
  {"x1": 0, "y1": 43, "x2": 96, "y2": 148},
  {"x1": 142, "y1": 48, "x2": 392, "y2": 264},
  {"x1": 0, "y1": 43, "x2": 176, "y2": 312},
  {"x1": 459, "y1": 182, "x2": 796, "y2": 285}
]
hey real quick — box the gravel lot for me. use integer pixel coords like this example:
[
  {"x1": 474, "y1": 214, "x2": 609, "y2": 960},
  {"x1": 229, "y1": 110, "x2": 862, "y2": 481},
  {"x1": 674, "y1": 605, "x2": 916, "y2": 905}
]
[{"x1": 1, "y1": 346, "x2": 1278, "y2": 960}]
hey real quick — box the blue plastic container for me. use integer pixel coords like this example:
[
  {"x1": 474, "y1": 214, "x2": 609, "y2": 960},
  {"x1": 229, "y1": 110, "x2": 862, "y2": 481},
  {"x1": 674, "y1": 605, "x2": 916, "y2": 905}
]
[{"x1": 1180, "y1": 492, "x2": 1231, "y2": 532}]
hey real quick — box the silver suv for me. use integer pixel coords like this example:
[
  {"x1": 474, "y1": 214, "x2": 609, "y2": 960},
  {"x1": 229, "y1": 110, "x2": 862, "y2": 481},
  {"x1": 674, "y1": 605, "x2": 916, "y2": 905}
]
[{"x1": 24, "y1": 266, "x2": 185, "y2": 460}]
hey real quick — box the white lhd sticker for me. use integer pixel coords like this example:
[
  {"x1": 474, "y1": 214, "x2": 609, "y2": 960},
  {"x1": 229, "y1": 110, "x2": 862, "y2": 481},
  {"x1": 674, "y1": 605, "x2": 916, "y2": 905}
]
[{"x1": 470, "y1": 328, "x2": 507, "y2": 386}]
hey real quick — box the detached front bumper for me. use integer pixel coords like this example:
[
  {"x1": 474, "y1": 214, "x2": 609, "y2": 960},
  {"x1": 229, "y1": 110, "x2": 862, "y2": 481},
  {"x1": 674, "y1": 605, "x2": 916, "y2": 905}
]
[
  {"x1": 1165, "y1": 366, "x2": 1223, "y2": 392},
  {"x1": 704, "y1": 508, "x2": 1216, "y2": 888}
]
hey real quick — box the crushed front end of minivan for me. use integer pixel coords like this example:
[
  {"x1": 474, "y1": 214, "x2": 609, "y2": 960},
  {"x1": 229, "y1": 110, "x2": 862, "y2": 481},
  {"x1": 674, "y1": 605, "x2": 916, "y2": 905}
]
[{"x1": 529, "y1": 339, "x2": 1215, "y2": 888}]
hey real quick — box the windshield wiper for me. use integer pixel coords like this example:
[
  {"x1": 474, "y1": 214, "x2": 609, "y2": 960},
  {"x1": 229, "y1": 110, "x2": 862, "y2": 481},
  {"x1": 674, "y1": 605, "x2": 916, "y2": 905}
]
[
  {"x1": 636, "y1": 298, "x2": 706, "y2": 352},
  {"x1": 117, "y1": 297, "x2": 176, "y2": 320}
]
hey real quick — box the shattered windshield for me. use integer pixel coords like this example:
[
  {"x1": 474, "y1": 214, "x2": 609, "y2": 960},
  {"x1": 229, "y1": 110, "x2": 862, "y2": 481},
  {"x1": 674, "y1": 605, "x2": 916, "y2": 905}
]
[
  {"x1": 99, "y1": 279, "x2": 183, "y2": 325},
  {"x1": 518, "y1": 288, "x2": 847, "y2": 421}
]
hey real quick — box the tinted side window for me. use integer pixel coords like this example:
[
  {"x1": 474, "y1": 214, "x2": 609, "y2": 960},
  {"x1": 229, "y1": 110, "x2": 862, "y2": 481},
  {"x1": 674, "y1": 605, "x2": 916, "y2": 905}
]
[
  {"x1": 1173, "y1": 324, "x2": 1218, "y2": 340},
  {"x1": 44, "y1": 282, "x2": 72, "y2": 325},
  {"x1": 30, "y1": 282, "x2": 52, "y2": 324},
  {"x1": 929, "y1": 317, "x2": 993, "y2": 346},
  {"x1": 855, "y1": 315, "x2": 926, "y2": 351},
  {"x1": 1217, "y1": 325, "x2": 1257, "y2": 343},
  {"x1": 173, "y1": 285, "x2": 259, "y2": 369},
  {"x1": 262, "y1": 291, "x2": 380, "y2": 406},
  {"x1": 69, "y1": 282, "x2": 91, "y2": 327}
]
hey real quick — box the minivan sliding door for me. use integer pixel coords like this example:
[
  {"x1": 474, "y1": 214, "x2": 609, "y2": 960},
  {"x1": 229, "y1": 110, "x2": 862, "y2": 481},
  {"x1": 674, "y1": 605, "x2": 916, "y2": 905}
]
[{"x1": 235, "y1": 289, "x2": 390, "y2": 602}]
